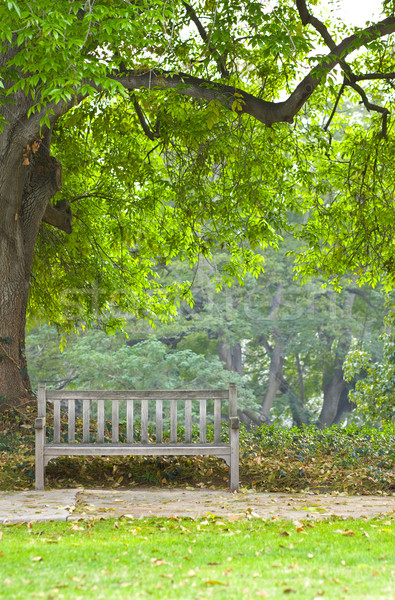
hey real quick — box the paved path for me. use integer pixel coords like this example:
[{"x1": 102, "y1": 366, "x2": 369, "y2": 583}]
[
  {"x1": 0, "y1": 489, "x2": 79, "y2": 523},
  {"x1": 0, "y1": 488, "x2": 394, "y2": 523}
]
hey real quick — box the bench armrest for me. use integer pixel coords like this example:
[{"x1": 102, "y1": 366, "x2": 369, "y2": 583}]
[
  {"x1": 229, "y1": 417, "x2": 239, "y2": 430},
  {"x1": 35, "y1": 417, "x2": 46, "y2": 430}
]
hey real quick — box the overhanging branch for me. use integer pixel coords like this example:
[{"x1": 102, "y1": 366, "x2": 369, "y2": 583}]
[
  {"x1": 295, "y1": 1, "x2": 395, "y2": 134},
  {"x1": 107, "y1": 16, "x2": 395, "y2": 128}
]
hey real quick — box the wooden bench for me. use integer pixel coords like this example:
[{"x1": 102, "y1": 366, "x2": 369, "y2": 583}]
[{"x1": 35, "y1": 383, "x2": 239, "y2": 492}]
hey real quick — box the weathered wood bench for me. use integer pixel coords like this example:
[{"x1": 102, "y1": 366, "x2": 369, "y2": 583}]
[{"x1": 35, "y1": 383, "x2": 239, "y2": 491}]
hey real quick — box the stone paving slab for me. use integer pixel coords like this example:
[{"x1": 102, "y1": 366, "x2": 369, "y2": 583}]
[
  {"x1": 0, "y1": 489, "x2": 80, "y2": 523},
  {"x1": 76, "y1": 489, "x2": 395, "y2": 520},
  {"x1": 0, "y1": 488, "x2": 393, "y2": 523}
]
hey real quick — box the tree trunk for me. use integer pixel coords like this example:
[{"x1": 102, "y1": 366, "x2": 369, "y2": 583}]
[
  {"x1": 317, "y1": 292, "x2": 356, "y2": 428},
  {"x1": 260, "y1": 340, "x2": 283, "y2": 423},
  {"x1": 0, "y1": 119, "x2": 63, "y2": 411},
  {"x1": 217, "y1": 339, "x2": 243, "y2": 375},
  {"x1": 319, "y1": 363, "x2": 346, "y2": 428},
  {"x1": 332, "y1": 383, "x2": 355, "y2": 424},
  {"x1": 259, "y1": 283, "x2": 284, "y2": 423}
]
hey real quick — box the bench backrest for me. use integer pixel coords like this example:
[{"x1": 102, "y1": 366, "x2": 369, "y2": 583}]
[{"x1": 38, "y1": 383, "x2": 237, "y2": 445}]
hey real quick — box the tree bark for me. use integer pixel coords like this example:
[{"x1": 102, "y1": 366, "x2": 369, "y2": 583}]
[
  {"x1": 217, "y1": 339, "x2": 243, "y2": 375},
  {"x1": 0, "y1": 116, "x2": 63, "y2": 411},
  {"x1": 259, "y1": 284, "x2": 284, "y2": 423},
  {"x1": 317, "y1": 292, "x2": 356, "y2": 428},
  {"x1": 332, "y1": 383, "x2": 355, "y2": 424}
]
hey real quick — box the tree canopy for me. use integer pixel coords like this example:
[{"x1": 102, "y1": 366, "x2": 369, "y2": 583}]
[{"x1": 1, "y1": 0, "x2": 395, "y2": 408}]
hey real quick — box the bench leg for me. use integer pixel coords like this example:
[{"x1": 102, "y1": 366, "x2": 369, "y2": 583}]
[
  {"x1": 35, "y1": 428, "x2": 45, "y2": 490},
  {"x1": 229, "y1": 428, "x2": 239, "y2": 492}
]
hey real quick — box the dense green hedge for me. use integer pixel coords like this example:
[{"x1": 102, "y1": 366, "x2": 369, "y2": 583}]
[{"x1": 0, "y1": 408, "x2": 393, "y2": 493}]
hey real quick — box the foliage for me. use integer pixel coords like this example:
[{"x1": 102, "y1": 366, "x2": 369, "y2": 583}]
[
  {"x1": 1, "y1": 518, "x2": 394, "y2": 600},
  {"x1": 26, "y1": 325, "x2": 257, "y2": 411},
  {"x1": 31, "y1": 96, "x2": 280, "y2": 330},
  {"x1": 344, "y1": 304, "x2": 395, "y2": 424},
  {"x1": 26, "y1": 236, "x2": 388, "y2": 427},
  {"x1": 1, "y1": 405, "x2": 393, "y2": 493},
  {"x1": 2, "y1": 0, "x2": 395, "y2": 329},
  {"x1": 294, "y1": 116, "x2": 395, "y2": 290},
  {"x1": 2, "y1": 0, "x2": 395, "y2": 414}
]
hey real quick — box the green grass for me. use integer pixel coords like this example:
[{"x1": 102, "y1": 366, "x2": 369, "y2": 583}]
[{"x1": 0, "y1": 516, "x2": 394, "y2": 599}]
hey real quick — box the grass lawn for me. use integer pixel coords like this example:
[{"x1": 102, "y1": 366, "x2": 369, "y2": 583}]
[{"x1": 0, "y1": 516, "x2": 393, "y2": 600}]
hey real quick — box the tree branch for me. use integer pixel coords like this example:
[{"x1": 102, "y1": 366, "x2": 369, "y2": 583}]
[
  {"x1": 353, "y1": 72, "x2": 395, "y2": 81},
  {"x1": 293, "y1": 4, "x2": 395, "y2": 133},
  {"x1": 42, "y1": 199, "x2": 72, "y2": 233},
  {"x1": 345, "y1": 78, "x2": 389, "y2": 137},
  {"x1": 324, "y1": 81, "x2": 345, "y2": 131},
  {"x1": 108, "y1": 16, "x2": 395, "y2": 127},
  {"x1": 131, "y1": 93, "x2": 160, "y2": 140},
  {"x1": 296, "y1": 0, "x2": 336, "y2": 50},
  {"x1": 182, "y1": 1, "x2": 230, "y2": 78}
]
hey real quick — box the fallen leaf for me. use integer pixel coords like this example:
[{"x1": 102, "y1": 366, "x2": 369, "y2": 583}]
[
  {"x1": 32, "y1": 556, "x2": 43, "y2": 562},
  {"x1": 151, "y1": 558, "x2": 166, "y2": 566},
  {"x1": 205, "y1": 580, "x2": 227, "y2": 586}
]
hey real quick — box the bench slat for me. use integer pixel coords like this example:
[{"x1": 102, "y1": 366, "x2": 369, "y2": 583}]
[
  {"x1": 156, "y1": 399, "x2": 163, "y2": 443},
  {"x1": 45, "y1": 389, "x2": 230, "y2": 401},
  {"x1": 97, "y1": 399, "x2": 105, "y2": 443},
  {"x1": 199, "y1": 399, "x2": 206, "y2": 443},
  {"x1": 112, "y1": 399, "x2": 119, "y2": 443},
  {"x1": 83, "y1": 399, "x2": 90, "y2": 442},
  {"x1": 214, "y1": 398, "x2": 221, "y2": 443},
  {"x1": 44, "y1": 443, "x2": 231, "y2": 458},
  {"x1": 185, "y1": 399, "x2": 192, "y2": 443},
  {"x1": 54, "y1": 400, "x2": 61, "y2": 443},
  {"x1": 68, "y1": 400, "x2": 75, "y2": 443},
  {"x1": 141, "y1": 399, "x2": 148, "y2": 443},
  {"x1": 127, "y1": 399, "x2": 134, "y2": 443},
  {"x1": 170, "y1": 399, "x2": 177, "y2": 443}
]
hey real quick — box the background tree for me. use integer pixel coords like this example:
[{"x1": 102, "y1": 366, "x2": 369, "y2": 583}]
[
  {"x1": 344, "y1": 293, "x2": 395, "y2": 425},
  {"x1": 26, "y1": 242, "x2": 386, "y2": 427},
  {"x1": 2, "y1": 0, "x2": 395, "y2": 408}
]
